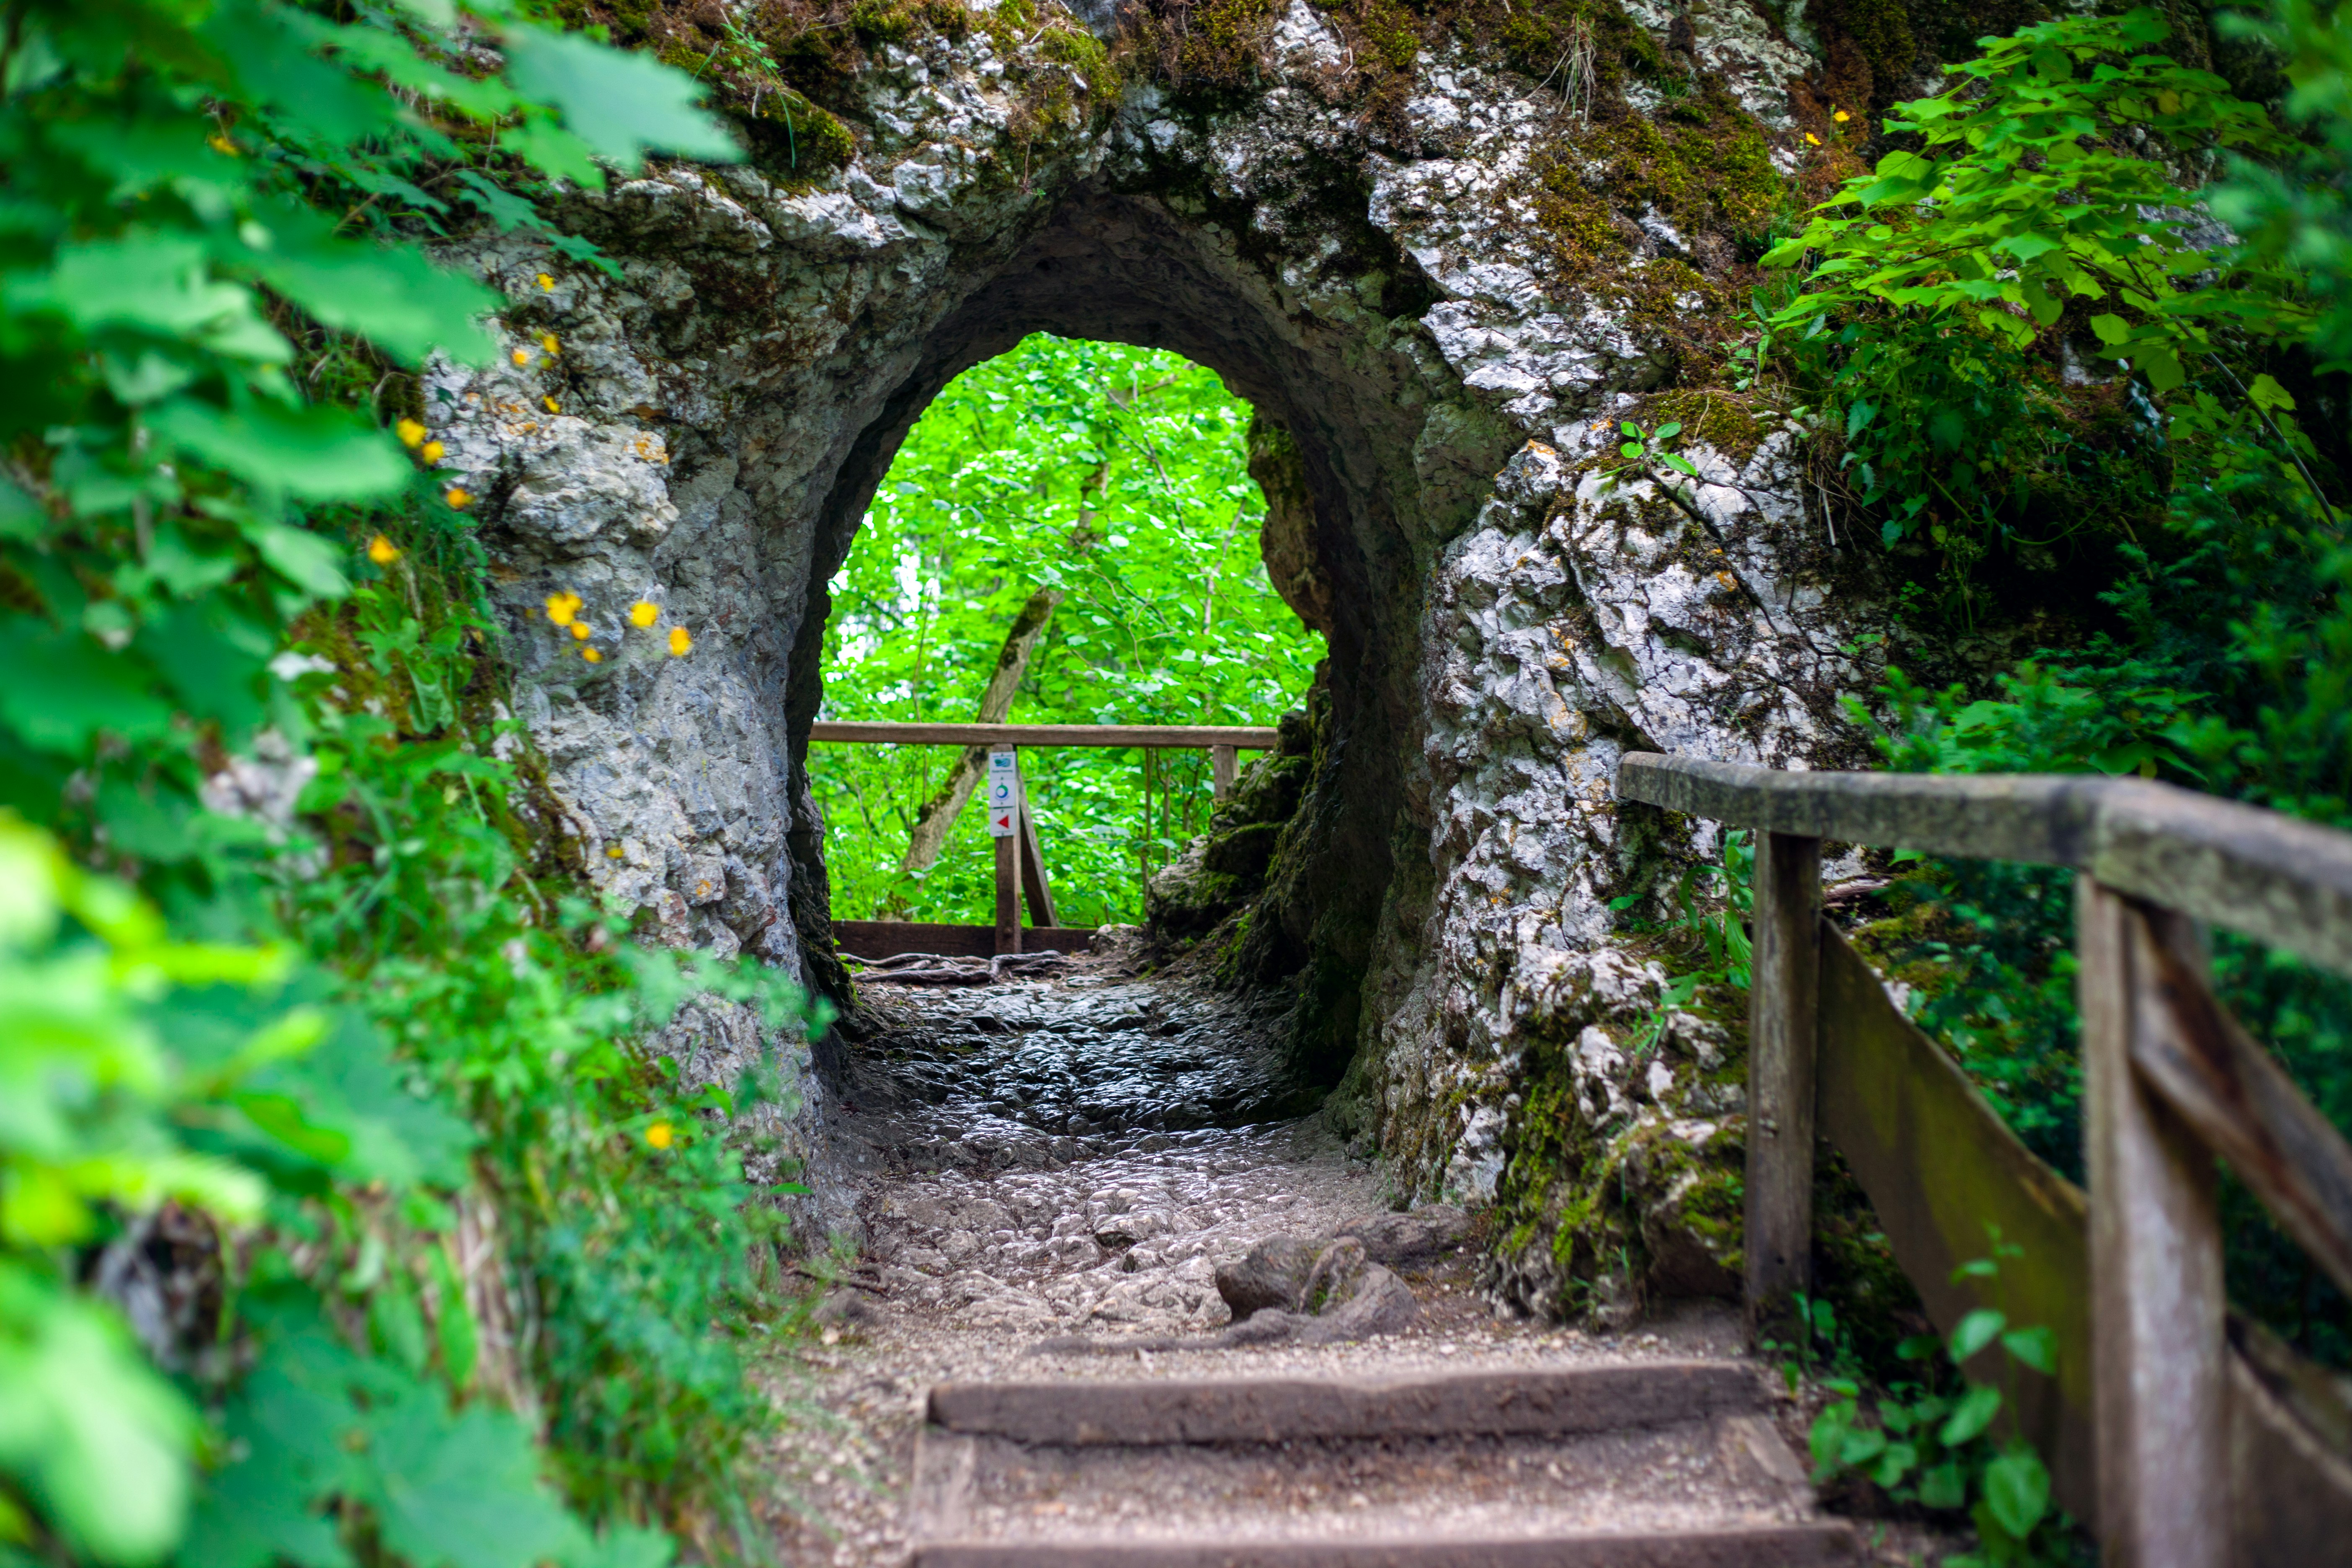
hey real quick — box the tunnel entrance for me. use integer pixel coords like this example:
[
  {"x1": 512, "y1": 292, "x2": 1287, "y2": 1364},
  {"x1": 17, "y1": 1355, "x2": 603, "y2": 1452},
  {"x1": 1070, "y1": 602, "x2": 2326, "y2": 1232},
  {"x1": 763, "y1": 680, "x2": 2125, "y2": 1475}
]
[
  {"x1": 807, "y1": 333, "x2": 1325, "y2": 934},
  {"x1": 763, "y1": 185, "x2": 1484, "y2": 1081}
]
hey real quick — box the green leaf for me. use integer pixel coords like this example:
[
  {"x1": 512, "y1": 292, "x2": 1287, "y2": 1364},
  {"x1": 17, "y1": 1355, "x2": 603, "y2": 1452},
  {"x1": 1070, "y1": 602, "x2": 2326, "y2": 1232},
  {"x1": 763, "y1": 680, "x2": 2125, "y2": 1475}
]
[
  {"x1": 2000, "y1": 1326, "x2": 2058, "y2": 1374},
  {"x1": 1939, "y1": 1383, "x2": 2004, "y2": 1447},
  {"x1": 1663, "y1": 453, "x2": 1702, "y2": 477},
  {"x1": 2089, "y1": 312, "x2": 2132, "y2": 346},
  {"x1": 2247, "y1": 372, "x2": 2297, "y2": 412},
  {"x1": 248, "y1": 523, "x2": 354, "y2": 599},
  {"x1": 1653, "y1": 421, "x2": 1682, "y2": 439},
  {"x1": 1919, "y1": 1459, "x2": 1968, "y2": 1511},
  {"x1": 498, "y1": 27, "x2": 740, "y2": 174},
  {"x1": 1982, "y1": 1448, "x2": 2050, "y2": 1539},
  {"x1": 1949, "y1": 1306, "x2": 2007, "y2": 1364},
  {"x1": 0, "y1": 620, "x2": 175, "y2": 754},
  {"x1": 368, "y1": 1398, "x2": 578, "y2": 1568},
  {"x1": 147, "y1": 400, "x2": 407, "y2": 501}
]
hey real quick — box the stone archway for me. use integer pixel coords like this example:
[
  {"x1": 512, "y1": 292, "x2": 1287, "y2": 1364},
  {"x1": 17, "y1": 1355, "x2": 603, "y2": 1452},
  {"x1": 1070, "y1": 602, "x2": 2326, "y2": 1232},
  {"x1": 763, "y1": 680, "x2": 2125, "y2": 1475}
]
[{"x1": 427, "y1": 5, "x2": 1867, "y2": 1306}]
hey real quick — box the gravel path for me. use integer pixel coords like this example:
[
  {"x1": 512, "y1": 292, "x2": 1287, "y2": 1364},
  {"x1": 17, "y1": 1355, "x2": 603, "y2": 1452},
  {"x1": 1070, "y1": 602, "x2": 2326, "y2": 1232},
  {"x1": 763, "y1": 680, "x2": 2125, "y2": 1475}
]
[{"x1": 751, "y1": 954, "x2": 1937, "y2": 1566}]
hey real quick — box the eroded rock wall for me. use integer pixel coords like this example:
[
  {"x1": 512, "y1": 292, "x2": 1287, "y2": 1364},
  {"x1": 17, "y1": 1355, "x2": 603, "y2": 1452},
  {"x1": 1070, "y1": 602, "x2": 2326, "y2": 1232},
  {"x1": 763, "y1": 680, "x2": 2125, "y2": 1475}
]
[{"x1": 425, "y1": 0, "x2": 1894, "y2": 1295}]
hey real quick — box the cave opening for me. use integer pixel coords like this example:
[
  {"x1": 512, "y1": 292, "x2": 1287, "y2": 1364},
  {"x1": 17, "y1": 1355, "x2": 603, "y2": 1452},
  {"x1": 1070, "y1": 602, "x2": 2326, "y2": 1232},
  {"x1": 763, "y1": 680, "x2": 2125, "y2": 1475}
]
[{"x1": 780, "y1": 186, "x2": 1455, "y2": 1081}]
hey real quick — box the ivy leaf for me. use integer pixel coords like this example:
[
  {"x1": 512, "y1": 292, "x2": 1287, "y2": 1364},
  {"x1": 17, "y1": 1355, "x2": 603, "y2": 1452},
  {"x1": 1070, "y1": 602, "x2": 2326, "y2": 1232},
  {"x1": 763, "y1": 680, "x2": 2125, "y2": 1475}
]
[
  {"x1": 2000, "y1": 1326, "x2": 2058, "y2": 1374},
  {"x1": 1981, "y1": 1448, "x2": 2051, "y2": 1538},
  {"x1": 1939, "y1": 1383, "x2": 2004, "y2": 1447},
  {"x1": 1949, "y1": 1306, "x2": 2007, "y2": 1364},
  {"x1": 2247, "y1": 372, "x2": 2297, "y2": 412}
]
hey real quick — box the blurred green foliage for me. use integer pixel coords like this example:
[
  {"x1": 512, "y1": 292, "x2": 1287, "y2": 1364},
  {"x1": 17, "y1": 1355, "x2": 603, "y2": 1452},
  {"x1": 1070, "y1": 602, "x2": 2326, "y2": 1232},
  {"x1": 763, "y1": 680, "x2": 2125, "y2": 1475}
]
[
  {"x1": 0, "y1": 0, "x2": 822, "y2": 1563},
  {"x1": 813, "y1": 333, "x2": 1325, "y2": 926}
]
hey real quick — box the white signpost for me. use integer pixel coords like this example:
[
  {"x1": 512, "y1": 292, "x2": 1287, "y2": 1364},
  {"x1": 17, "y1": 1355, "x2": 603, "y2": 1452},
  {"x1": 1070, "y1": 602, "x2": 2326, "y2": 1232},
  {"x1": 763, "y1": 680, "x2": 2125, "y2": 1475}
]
[{"x1": 985, "y1": 750, "x2": 1021, "y2": 838}]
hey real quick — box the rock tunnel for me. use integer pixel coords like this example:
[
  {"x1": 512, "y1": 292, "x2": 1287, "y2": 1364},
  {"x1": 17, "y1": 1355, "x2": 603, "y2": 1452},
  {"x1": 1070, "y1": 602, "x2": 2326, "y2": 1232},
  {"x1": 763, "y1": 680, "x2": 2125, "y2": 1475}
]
[{"x1": 429, "y1": 4, "x2": 1865, "y2": 1310}]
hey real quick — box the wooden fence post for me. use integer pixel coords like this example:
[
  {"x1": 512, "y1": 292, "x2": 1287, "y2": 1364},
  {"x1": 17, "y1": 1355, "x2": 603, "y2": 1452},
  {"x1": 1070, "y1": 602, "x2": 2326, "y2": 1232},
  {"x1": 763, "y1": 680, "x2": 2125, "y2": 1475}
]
[
  {"x1": 1747, "y1": 830, "x2": 1821, "y2": 1338},
  {"x1": 1211, "y1": 743, "x2": 1237, "y2": 803},
  {"x1": 2078, "y1": 876, "x2": 2225, "y2": 1566},
  {"x1": 994, "y1": 748, "x2": 1023, "y2": 955}
]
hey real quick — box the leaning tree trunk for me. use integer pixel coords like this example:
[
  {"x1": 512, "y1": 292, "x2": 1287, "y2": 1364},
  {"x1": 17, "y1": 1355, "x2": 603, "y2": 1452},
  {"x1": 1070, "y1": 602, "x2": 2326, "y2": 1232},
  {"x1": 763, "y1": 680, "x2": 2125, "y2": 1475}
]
[{"x1": 899, "y1": 586, "x2": 1062, "y2": 875}]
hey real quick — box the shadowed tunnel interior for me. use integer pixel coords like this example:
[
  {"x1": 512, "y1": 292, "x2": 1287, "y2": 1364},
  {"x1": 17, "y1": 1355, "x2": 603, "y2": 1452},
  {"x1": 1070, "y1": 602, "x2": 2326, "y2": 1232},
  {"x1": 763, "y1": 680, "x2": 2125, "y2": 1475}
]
[{"x1": 783, "y1": 183, "x2": 1450, "y2": 1080}]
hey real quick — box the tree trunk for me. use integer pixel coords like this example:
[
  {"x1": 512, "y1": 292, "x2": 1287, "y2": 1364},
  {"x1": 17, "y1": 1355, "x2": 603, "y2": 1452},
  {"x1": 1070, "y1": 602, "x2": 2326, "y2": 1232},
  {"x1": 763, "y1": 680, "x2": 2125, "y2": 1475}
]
[{"x1": 899, "y1": 587, "x2": 1063, "y2": 875}]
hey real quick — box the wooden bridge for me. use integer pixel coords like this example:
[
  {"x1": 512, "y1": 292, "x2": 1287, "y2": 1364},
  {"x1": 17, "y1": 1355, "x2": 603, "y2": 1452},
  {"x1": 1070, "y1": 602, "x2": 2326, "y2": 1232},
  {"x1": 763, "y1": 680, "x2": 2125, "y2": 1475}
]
[
  {"x1": 1619, "y1": 753, "x2": 2352, "y2": 1565},
  {"x1": 810, "y1": 721, "x2": 1279, "y2": 959}
]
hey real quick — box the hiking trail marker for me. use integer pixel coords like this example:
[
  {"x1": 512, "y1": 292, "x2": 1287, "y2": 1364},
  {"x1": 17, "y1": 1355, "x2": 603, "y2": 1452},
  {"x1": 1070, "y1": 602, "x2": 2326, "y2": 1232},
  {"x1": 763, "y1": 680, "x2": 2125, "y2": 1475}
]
[{"x1": 985, "y1": 750, "x2": 1021, "y2": 838}]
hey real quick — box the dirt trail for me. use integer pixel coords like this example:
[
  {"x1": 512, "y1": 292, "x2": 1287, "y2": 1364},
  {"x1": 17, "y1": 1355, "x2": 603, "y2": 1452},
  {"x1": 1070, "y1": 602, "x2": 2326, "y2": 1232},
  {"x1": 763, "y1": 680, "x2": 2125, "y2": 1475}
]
[{"x1": 758, "y1": 952, "x2": 1894, "y2": 1566}]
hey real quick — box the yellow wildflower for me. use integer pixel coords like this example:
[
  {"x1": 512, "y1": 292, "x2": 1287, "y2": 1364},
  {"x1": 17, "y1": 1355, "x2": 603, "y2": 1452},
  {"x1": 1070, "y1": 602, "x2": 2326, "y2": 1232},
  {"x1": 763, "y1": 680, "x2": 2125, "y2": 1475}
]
[
  {"x1": 668, "y1": 626, "x2": 692, "y2": 657},
  {"x1": 511, "y1": 348, "x2": 530, "y2": 366},
  {"x1": 1832, "y1": 109, "x2": 1850, "y2": 123},
  {"x1": 420, "y1": 440, "x2": 445, "y2": 464},
  {"x1": 444, "y1": 487, "x2": 472, "y2": 509},
  {"x1": 207, "y1": 133, "x2": 240, "y2": 156},
  {"x1": 537, "y1": 272, "x2": 555, "y2": 291},
  {"x1": 395, "y1": 418, "x2": 426, "y2": 448},
  {"x1": 629, "y1": 600, "x2": 660, "y2": 628},
  {"x1": 581, "y1": 646, "x2": 602, "y2": 663},
  {"x1": 645, "y1": 1121, "x2": 675, "y2": 1149},
  {"x1": 367, "y1": 534, "x2": 400, "y2": 565},
  {"x1": 543, "y1": 395, "x2": 560, "y2": 414},
  {"x1": 570, "y1": 620, "x2": 592, "y2": 641},
  {"x1": 541, "y1": 334, "x2": 560, "y2": 354},
  {"x1": 545, "y1": 592, "x2": 581, "y2": 627},
  {"x1": 606, "y1": 844, "x2": 625, "y2": 859},
  {"x1": 1804, "y1": 132, "x2": 1821, "y2": 146}
]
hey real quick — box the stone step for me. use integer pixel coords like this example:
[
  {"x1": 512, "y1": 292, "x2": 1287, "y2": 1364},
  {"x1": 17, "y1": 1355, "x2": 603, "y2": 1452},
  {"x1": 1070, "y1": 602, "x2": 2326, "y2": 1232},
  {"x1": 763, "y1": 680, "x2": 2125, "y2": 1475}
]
[
  {"x1": 925, "y1": 1362, "x2": 1767, "y2": 1445},
  {"x1": 907, "y1": 1363, "x2": 1856, "y2": 1567},
  {"x1": 908, "y1": 1525, "x2": 1858, "y2": 1566}
]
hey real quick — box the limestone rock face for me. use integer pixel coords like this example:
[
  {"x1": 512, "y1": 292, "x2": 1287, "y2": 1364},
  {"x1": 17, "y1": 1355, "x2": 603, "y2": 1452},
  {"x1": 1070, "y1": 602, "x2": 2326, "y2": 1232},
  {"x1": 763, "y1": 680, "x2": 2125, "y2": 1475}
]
[{"x1": 428, "y1": 4, "x2": 1879, "y2": 1304}]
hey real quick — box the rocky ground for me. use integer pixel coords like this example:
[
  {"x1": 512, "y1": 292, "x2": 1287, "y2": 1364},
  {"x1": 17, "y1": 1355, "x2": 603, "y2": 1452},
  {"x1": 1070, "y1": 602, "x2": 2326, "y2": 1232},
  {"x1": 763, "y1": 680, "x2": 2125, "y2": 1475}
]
[{"x1": 745, "y1": 949, "x2": 1946, "y2": 1566}]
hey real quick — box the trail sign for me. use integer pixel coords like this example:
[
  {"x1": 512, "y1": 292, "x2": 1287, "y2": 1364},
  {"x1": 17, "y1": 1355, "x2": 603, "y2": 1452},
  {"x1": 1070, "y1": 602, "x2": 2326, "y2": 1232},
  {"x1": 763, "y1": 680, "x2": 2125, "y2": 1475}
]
[{"x1": 985, "y1": 749, "x2": 1021, "y2": 837}]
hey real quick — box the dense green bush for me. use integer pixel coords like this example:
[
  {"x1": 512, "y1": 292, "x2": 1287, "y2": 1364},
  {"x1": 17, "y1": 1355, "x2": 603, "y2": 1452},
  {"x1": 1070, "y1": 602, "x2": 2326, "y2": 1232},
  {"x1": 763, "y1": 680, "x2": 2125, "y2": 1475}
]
[
  {"x1": 1760, "y1": 3, "x2": 2352, "y2": 1371},
  {"x1": 814, "y1": 333, "x2": 1324, "y2": 926}
]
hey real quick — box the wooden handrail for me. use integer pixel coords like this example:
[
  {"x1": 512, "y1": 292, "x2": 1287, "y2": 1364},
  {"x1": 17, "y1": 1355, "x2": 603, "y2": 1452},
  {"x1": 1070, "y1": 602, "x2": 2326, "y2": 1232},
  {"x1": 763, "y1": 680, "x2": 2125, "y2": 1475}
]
[
  {"x1": 1618, "y1": 752, "x2": 2352, "y2": 980},
  {"x1": 1616, "y1": 750, "x2": 2352, "y2": 1560},
  {"x1": 810, "y1": 721, "x2": 1281, "y2": 750}
]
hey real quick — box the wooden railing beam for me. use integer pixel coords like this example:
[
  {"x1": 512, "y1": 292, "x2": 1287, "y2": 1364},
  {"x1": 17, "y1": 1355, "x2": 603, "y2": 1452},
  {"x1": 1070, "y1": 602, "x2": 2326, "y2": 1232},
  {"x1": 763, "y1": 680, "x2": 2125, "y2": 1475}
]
[
  {"x1": 1747, "y1": 830, "x2": 1822, "y2": 1336},
  {"x1": 811, "y1": 721, "x2": 1280, "y2": 750},
  {"x1": 2080, "y1": 879, "x2": 2227, "y2": 1568}
]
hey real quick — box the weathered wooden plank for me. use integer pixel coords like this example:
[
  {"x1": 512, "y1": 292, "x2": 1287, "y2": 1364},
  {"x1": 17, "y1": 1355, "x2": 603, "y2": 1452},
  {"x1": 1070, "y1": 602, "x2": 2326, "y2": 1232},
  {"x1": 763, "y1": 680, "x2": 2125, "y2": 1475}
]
[
  {"x1": 1617, "y1": 753, "x2": 2106, "y2": 865},
  {"x1": 1018, "y1": 803, "x2": 1059, "y2": 930},
  {"x1": 2130, "y1": 933, "x2": 2352, "y2": 1302},
  {"x1": 2080, "y1": 879, "x2": 2227, "y2": 1568},
  {"x1": 811, "y1": 722, "x2": 1280, "y2": 750},
  {"x1": 1617, "y1": 754, "x2": 2352, "y2": 980},
  {"x1": 1746, "y1": 832, "x2": 1820, "y2": 1335},
  {"x1": 832, "y1": 921, "x2": 1097, "y2": 960},
  {"x1": 1211, "y1": 743, "x2": 1238, "y2": 802},
  {"x1": 993, "y1": 834, "x2": 1021, "y2": 956},
  {"x1": 2089, "y1": 780, "x2": 2352, "y2": 983},
  {"x1": 1814, "y1": 922, "x2": 2096, "y2": 1523}
]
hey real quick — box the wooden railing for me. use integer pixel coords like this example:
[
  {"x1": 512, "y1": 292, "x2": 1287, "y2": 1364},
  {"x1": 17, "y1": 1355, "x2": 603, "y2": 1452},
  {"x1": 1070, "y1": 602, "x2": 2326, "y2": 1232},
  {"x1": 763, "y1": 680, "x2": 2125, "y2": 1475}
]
[
  {"x1": 1617, "y1": 753, "x2": 2352, "y2": 1565},
  {"x1": 808, "y1": 722, "x2": 1280, "y2": 959}
]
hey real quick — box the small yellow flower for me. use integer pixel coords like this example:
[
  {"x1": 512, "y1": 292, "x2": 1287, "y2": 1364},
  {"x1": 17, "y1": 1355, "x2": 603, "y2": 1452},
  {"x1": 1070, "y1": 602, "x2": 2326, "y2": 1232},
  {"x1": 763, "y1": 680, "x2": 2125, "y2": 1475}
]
[
  {"x1": 629, "y1": 600, "x2": 660, "y2": 628},
  {"x1": 444, "y1": 487, "x2": 472, "y2": 508},
  {"x1": 1804, "y1": 132, "x2": 1821, "y2": 146},
  {"x1": 367, "y1": 534, "x2": 400, "y2": 565},
  {"x1": 207, "y1": 133, "x2": 240, "y2": 156},
  {"x1": 570, "y1": 620, "x2": 592, "y2": 641},
  {"x1": 541, "y1": 334, "x2": 560, "y2": 354},
  {"x1": 511, "y1": 348, "x2": 530, "y2": 366},
  {"x1": 543, "y1": 395, "x2": 560, "y2": 414},
  {"x1": 668, "y1": 626, "x2": 692, "y2": 657},
  {"x1": 645, "y1": 1121, "x2": 674, "y2": 1149},
  {"x1": 395, "y1": 418, "x2": 427, "y2": 448},
  {"x1": 537, "y1": 272, "x2": 555, "y2": 291},
  {"x1": 607, "y1": 844, "x2": 625, "y2": 859},
  {"x1": 545, "y1": 592, "x2": 581, "y2": 627},
  {"x1": 1832, "y1": 108, "x2": 1851, "y2": 123},
  {"x1": 581, "y1": 646, "x2": 602, "y2": 663},
  {"x1": 420, "y1": 440, "x2": 445, "y2": 464}
]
